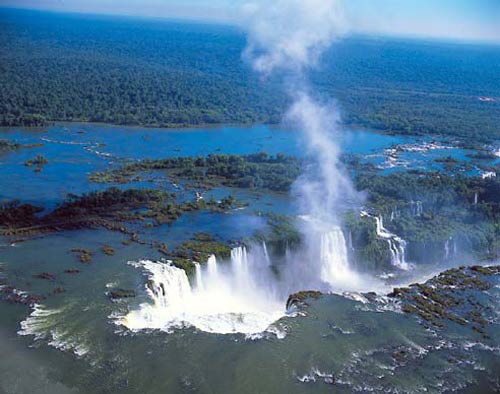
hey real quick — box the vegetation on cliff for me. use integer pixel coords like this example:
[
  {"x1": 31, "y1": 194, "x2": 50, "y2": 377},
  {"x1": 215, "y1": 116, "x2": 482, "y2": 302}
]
[{"x1": 353, "y1": 173, "x2": 500, "y2": 262}]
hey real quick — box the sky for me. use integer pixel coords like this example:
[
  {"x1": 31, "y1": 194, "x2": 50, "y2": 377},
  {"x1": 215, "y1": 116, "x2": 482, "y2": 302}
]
[{"x1": 1, "y1": 0, "x2": 499, "y2": 43}]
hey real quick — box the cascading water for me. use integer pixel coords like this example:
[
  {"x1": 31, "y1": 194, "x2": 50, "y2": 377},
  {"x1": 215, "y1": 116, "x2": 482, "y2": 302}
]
[
  {"x1": 194, "y1": 263, "x2": 204, "y2": 290},
  {"x1": 122, "y1": 229, "x2": 370, "y2": 336},
  {"x1": 121, "y1": 247, "x2": 286, "y2": 336},
  {"x1": 444, "y1": 239, "x2": 450, "y2": 260},
  {"x1": 287, "y1": 216, "x2": 360, "y2": 291},
  {"x1": 319, "y1": 228, "x2": 359, "y2": 287},
  {"x1": 262, "y1": 241, "x2": 271, "y2": 266},
  {"x1": 411, "y1": 200, "x2": 423, "y2": 217},
  {"x1": 361, "y1": 211, "x2": 411, "y2": 270},
  {"x1": 207, "y1": 254, "x2": 217, "y2": 276},
  {"x1": 348, "y1": 230, "x2": 354, "y2": 251},
  {"x1": 445, "y1": 237, "x2": 458, "y2": 260}
]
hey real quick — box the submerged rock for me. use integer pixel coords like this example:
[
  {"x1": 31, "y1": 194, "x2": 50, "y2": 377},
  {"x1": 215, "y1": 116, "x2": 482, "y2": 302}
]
[
  {"x1": 390, "y1": 265, "x2": 499, "y2": 337},
  {"x1": 1, "y1": 286, "x2": 45, "y2": 306},
  {"x1": 109, "y1": 289, "x2": 136, "y2": 300},
  {"x1": 33, "y1": 272, "x2": 56, "y2": 280},
  {"x1": 64, "y1": 269, "x2": 81, "y2": 274},
  {"x1": 101, "y1": 245, "x2": 115, "y2": 256},
  {"x1": 71, "y1": 248, "x2": 93, "y2": 263}
]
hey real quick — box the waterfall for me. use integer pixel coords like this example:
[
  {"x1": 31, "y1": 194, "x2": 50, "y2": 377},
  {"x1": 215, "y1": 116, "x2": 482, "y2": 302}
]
[
  {"x1": 348, "y1": 231, "x2": 354, "y2": 251},
  {"x1": 141, "y1": 261, "x2": 192, "y2": 313},
  {"x1": 297, "y1": 216, "x2": 361, "y2": 290},
  {"x1": 411, "y1": 200, "x2": 423, "y2": 217},
  {"x1": 474, "y1": 192, "x2": 478, "y2": 205},
  {"x1": 262, "y1": 242, "x2": 271, "y2": 266},
  {"x1": 444, "y1": 239, "x2": 450, "y2": 260},
  {"x1": 122, "y1": 230, "x2": 364, "y2": 336},
  {"x1": 361, "y1": 211, "x2": 411, "y2": 270},
  {"x1": 416, "y1": 201, "x2": 423, "y2": 216},
  {"x1": 390, "y1": 207, "x2": 401, "y2": 221},
  {"x1": 121, "y1": 251, "x2": 285, "y2": 335},
  {"x1": 319, "y1": 228, "x2": 358, "y2": 286},
  {"x1": 194, "y1": 263, "x2": 204, "y2": 291},
  {"x1": 207, "y1": 254, "x2": 217, "y2": 276},
  {"x1": 122, "y1": 222, "x2": 372, "y2": 336},
  {"x1": 231, "y1": 246, "x2": 250, "y2": 290}
]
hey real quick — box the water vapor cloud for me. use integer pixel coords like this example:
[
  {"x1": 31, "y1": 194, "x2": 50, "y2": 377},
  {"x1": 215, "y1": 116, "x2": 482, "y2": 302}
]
[
  {"x1": 242, "y1": 0, "x2": 355, "y2": 223},
  {"x1": 242, "y1": 0, "x2": 346, "y2": 75}
]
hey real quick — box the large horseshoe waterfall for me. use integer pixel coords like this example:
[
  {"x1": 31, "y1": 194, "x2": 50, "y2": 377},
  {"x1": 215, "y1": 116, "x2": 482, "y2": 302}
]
[{"x1": 122, "y1": 224, "x2": 362, "y2": 335}]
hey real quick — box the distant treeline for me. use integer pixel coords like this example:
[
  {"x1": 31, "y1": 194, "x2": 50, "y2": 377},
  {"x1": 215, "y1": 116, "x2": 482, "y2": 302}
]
[{"x1": 1, "y1": 9, "x2": 499, "y2": 141}]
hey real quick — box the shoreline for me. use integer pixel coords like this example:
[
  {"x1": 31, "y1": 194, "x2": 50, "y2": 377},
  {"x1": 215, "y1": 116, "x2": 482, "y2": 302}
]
[{"x1": 1, "y1": 119, "x2": 418, "y2": 140}]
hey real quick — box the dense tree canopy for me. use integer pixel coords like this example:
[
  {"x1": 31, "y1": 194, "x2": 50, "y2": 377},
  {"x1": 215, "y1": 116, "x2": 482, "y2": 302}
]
[{"x1": 1, "y1": 9, "x2": 499, "y2": 141}]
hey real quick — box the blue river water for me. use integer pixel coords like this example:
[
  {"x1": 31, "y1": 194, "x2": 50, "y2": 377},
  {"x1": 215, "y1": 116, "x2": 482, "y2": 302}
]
[{"x1": 0, "y1": 123, "x2": 498, "y2": 394}]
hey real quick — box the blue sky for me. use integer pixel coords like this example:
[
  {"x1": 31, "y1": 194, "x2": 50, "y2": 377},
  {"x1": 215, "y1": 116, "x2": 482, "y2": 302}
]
[{"x1": 1, "y1": 0, "x2": 499, "y2": 43}]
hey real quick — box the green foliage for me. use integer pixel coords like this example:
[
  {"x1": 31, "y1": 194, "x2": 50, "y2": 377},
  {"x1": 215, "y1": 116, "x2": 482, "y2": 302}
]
[
  {"x1": 344, "y1": 211, "x2": 390, "y2": 270},
  {"x1": 0, "y1": 187, "x2": 243, "y2": 236},
  {"x1": 1, "y1": 9, "x2": 498, "y2": 141},
  {"x1": 167, "y1": 235, "x2": 232, "y2": 276},
  {"x1": 0, "y1": 139, "x2": 21, "y2": 150},
  {"x1": 90, "y1": 153, "x2": 302, "y2": 192},
  {"x1": 194, "y1": 232, "x2": 215, "y2": 242},
  {"x1": 24, "y1": 155, "x2": 49, "y2": 170},
  {"x1": 170, "y1": 258, "x2": 196, "y2": 277},
  {"x1": 0, "y1": 200, "x2": 44, "y2": 227},
  {"x1": 253, "y1": 213, "x2": 302, "y2": 252},
  {"x1": 355, "y1": 173, "x2": 500, "y2": 261},
  {"x1": 178, "y1": 241, "x2": 231, "y2": 262}
]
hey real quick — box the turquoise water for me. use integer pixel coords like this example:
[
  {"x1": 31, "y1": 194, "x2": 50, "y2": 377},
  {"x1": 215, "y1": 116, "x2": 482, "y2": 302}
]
[{"x1": 0, "y1": 123, "x2": 498, "y2": 393}]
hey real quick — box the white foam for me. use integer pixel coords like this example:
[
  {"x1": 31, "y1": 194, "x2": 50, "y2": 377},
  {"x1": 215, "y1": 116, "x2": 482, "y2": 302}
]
[
  {"x1": 361, "y1": 211, "x2": 412, "y2": 270},
  {"x1": 121, "y1": 253, "x2": 286, "y2": 336},
  {"x1": 18, "y1": 304, "x2": 89, "y2": 357}
]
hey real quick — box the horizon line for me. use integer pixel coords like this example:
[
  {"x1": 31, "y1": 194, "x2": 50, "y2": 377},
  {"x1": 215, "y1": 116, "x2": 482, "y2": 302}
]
[{"x1": 1, "y1": 5, "x2": 499, "y2": 47}]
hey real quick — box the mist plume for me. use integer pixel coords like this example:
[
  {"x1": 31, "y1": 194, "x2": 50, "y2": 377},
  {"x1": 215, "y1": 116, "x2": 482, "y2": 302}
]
[{"x1": 243, "y1": 0, "x2": 355, "y2": 225}]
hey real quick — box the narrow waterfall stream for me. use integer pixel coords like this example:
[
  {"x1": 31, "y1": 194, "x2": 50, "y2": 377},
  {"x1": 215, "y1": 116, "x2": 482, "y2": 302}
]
[{"x1": 361, "y1": 211, "x2": 412, "y2": 270}]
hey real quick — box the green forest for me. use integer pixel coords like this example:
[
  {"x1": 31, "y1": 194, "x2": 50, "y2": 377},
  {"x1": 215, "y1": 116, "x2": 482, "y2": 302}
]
[{"x1": 1, "y1": 9, "x2": 499, "y2": 142}]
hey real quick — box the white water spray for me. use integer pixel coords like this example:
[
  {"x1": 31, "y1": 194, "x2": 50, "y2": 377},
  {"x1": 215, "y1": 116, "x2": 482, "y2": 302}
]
[
  {"x1": 245, "y1": 0, "x2": 360, "y2": 283},
  {"x1": 361, "y1": 211, "x2": 411, "y2": 270},
  {"x1": 444, "y1": 237, "x2": 458, "y2": 260},
  {"x1": 122, "y1": 250, "x2": 285, "y2": 336},
  {"x1": 411, "y1": 200, "x2": 423, "y2": 217},
  {"x1": 319, "y1": 228, "x2": 359, "y2": 286}
]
